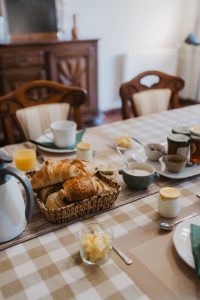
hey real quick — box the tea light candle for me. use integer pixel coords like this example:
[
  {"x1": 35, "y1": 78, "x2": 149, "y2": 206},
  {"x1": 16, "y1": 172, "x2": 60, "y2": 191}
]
[
  {"x1": 158, "y1": 187, "x2": 181, "y2": 218},
  {"x1": 77, "y1": 142, "x2": 93, "y2": 162}
]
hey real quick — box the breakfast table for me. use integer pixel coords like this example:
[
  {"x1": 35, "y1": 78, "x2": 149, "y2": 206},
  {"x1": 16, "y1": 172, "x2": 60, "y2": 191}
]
[{"x1": 1, "y1": 105, "x2": 200, "y2": 300}]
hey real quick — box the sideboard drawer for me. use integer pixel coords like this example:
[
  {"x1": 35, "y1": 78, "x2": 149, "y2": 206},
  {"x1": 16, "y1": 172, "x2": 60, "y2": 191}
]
[{"x1": 0, "y1": 51, "x2": 45, "y2": 69}]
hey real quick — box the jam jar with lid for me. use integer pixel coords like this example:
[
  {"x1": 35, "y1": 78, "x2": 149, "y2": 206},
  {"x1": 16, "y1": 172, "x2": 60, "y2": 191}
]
[
  {"x1": 190, "y1": 125, "x2": 200, "y2": 163},
  {"x1": 172, "y1": 126, "x2": 190, "y2": 136},
  {"x1": 167, "y1": 133, "x2": 190, "y2": 160}
]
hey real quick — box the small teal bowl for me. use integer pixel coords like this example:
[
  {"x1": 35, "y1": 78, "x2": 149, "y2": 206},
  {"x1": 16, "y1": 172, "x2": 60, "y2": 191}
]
[{"x1": 119, "y1": 162, "x2": 159, "y2": 190}]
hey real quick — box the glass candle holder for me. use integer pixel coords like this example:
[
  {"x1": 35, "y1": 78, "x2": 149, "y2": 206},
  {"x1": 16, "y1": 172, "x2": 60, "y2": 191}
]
[
  {"x1": 14, "y1": 149, "x2": 37, "y2": 172},
  {"x1": 79, "y1": 223, "x2": 112, "y2": 265}
]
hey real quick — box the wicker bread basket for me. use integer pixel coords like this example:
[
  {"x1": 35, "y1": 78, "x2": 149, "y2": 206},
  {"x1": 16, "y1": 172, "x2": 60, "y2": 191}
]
[{"x1": 35, "y1": 171, "x2": 121, "y2": 223}]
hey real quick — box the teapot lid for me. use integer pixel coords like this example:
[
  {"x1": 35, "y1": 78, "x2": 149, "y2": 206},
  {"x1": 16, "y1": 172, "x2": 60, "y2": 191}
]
[{"x1": 0, "y1": 151, "x2": 13, "y2": 168}]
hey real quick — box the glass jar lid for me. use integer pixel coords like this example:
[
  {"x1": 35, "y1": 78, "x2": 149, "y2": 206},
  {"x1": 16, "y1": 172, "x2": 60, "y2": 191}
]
[
  {"x1": 167, "y1": 133, "x2": 190, "y2": 144},
  {"x1": 77, "y1": 142, "x2": 91, "y2": 150},
  {"x1": 160, "y1": 187, "x2": 180, "y2": 200},
  {"x1": 172, "y1": 126, "x2": 190, "y2": 135}
]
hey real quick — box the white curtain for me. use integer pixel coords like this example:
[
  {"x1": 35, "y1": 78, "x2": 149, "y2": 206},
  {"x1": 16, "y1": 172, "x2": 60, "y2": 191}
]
[
  {"x1": 195, "y1": 1, "x2": 200, "y2": 41},
  {"x1": 177, "y1": 1, "x2": 200, "y2": 102},
  {"x1": 177, "y1": 44, "x2": 200, "y2": 101}
]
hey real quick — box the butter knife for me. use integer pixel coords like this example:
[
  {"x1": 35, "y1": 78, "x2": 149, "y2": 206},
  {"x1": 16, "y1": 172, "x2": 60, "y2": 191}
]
[{"x1": 35, "y1": 146, "x2": 45, "y2": 164}]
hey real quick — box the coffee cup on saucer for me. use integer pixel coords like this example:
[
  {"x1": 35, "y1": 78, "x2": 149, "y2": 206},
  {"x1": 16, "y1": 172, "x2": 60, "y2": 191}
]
[{"x1": 45, "y1": 120, "x2": 77, "y2": 148}]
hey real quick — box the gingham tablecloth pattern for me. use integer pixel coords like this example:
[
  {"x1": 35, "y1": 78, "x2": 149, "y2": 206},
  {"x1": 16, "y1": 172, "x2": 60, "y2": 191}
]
[
  {"x1": 0, "y1": 222, "x2": 149, "y2": 300},
  {"x1": 1, "y1": 105, "x2": 200, "y2": 300}
]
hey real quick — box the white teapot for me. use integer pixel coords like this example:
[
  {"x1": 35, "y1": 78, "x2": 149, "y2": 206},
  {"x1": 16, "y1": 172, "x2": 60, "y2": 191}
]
[{"x1": 0, "y1": 151, "x2": 34, "y2": 243}]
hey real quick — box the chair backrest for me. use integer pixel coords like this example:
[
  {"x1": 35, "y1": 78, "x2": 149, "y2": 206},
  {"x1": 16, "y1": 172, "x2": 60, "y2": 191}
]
[
  {"x1": 0, "y1": 80, "x2": 87, "y2": 145},
  {"x1": 16, "y1": 103, "x2": 71, "y2": 141},
  {"x1": 119, "y1": 70, "x2": 185, "y2": 119}
]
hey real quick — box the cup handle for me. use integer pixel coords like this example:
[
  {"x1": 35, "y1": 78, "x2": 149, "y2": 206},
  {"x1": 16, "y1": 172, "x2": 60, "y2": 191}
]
[
  {"x1": 44, "y1": 128, "x2": 53, "y2": 141},
  {"x1": 154, "y1": 172, "x2": 160, "y2": 181},
  {"x1": 159, "y1": 156, "x2": 166, "y2": 172},
  {"x1": 118, "y1": 169, "x2": 125, "y2": 175}
]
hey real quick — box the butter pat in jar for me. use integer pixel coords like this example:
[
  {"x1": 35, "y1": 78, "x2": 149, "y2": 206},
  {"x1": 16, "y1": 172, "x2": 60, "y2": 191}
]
[
  {"x1": 79, "y1": 223, "x2": 112, "y2": 265},
  {"x1": 77, "y1": 142, "x2": 93, "y2": 162},
  {"x1": 158, "y1": 187, "x2": 181, "y2": 218}
]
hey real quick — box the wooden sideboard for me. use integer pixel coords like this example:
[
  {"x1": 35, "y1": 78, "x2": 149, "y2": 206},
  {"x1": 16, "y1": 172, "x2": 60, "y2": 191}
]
[{"x1": 0, "y1": 38, "x2": 99, "y2": 126}]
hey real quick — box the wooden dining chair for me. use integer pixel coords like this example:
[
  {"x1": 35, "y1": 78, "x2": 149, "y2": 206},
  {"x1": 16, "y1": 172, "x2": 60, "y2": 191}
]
[
  {"x1": 119, "y1": 70, "x2": 185, "y2": 119},
  {"x1": 0, "y1": 80, "x2": 87, "y2": 145}
]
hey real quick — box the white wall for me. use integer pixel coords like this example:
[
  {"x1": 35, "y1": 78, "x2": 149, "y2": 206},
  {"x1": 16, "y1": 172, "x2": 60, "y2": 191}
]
[{"x1": 58, "y1": 0, "x2": 198, "y2": 111}]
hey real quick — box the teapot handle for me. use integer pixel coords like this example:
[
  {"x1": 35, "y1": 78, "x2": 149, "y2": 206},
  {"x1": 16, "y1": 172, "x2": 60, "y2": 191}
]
[{"x1": 2, "y1": 166, "x2": 34, "y2": 222}]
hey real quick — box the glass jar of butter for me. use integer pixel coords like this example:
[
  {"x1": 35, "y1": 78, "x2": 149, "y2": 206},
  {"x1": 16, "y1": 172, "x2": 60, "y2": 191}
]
[
  {"x1": 167, "y1": 133, "x2": 190, "y2": 160},
  {"x1": 158, "y1": 187, "x2": 181, "y2": 218},
  {"x1": 79, "y1": 223, "x2": 112, "y2": 265},
  {"x1": 77, "y1": 142, "x2": 93, "y2": 162}
]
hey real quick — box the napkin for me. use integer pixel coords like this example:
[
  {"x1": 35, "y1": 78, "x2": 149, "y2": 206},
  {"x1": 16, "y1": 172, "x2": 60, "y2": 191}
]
[
  {"x1": 30, "y1": 129, "x2": 85, "y2": 150},
  {"x1": 190, "y1": 223, "x2": 200, "y2": 276}
]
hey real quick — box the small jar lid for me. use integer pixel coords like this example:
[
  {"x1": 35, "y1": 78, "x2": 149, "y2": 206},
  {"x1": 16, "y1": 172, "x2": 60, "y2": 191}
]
[
  {"x1": 77, "y1": 142, "x2": 91, "y2": 150},
  {"x1": 159, "y1": 187, "x2": 180, "y2": 200},
  {"x1": 167, "y1": 133, "x2": 190, "y2": 144},
  {"x1": 172, "y1": 126, "x2": 190, "y2": 135},
  {"x1": 190, "y1": 125, "x2": 200, "y2": 137}
]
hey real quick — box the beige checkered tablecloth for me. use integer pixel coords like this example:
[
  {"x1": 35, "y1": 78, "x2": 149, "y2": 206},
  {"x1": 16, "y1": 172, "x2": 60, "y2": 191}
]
[{"x1": 1, "y1": 105, "x2": 200, "y2": 300}]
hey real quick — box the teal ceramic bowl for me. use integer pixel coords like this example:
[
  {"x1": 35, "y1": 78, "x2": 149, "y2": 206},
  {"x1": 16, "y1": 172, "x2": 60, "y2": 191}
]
[{"x1": 119, "y1": 162, "x2": 159, "y2": 190}]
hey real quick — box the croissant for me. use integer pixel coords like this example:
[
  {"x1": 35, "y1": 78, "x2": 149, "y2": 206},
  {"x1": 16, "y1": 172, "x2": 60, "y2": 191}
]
[
  {"x1": 59, "y1": 175, "x2": 113, "y2": 202},
  {"x1": 45, "y1": 191, "x2": 67, "y2": 209},
  {"x1": 31, "y1": 159, "x2": 88, "y2": 189}
]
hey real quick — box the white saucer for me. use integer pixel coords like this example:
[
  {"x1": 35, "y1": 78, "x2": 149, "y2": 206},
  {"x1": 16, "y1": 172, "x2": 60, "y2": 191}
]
[
  {"x1": 37, "y1": 133, "x2": 76, "y2": 154},
  {"x1": 134, "y1": 146, "x2": 200, "y2": 179}
]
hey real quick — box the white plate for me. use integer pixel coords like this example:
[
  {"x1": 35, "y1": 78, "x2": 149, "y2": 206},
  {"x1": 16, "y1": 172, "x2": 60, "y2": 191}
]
[
  {"x1": 134, "y1": 147, "x2": 200, "y2": 179},
  {"x1": 37, "y1": 133, "x2": 76, "y2": 154},
  {"x1": 173, "y1": 215, "x2": 200, "y2": 268}
]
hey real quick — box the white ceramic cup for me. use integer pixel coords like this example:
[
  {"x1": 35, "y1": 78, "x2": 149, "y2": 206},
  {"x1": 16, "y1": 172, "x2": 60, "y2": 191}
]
[{"x1": 47, "y1": 120, "x2": 77, "y2": 148}]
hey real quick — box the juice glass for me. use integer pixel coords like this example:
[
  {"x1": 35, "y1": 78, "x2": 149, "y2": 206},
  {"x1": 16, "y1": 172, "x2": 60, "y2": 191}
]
[{"x1": 14, "y1": 149, "x2": 37, "y2": 172}]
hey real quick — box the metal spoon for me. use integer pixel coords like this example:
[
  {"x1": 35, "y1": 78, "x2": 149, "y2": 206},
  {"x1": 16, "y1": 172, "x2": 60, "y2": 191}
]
[
  {"x1": 186, "y1": 161, "x2": 197, "y2": 167},
  {"x1": 115, "y1": 146, "x2": 130, "y2": 167},
  {"x1": 131, "y1": 137, "x2": 145, "y2": 147},
  {"x1": 159, "y1": 212, "x2": 198, "y2": 231},
  {"x1": 104, "y1": 142, "x2": 130, "y2": 167}
]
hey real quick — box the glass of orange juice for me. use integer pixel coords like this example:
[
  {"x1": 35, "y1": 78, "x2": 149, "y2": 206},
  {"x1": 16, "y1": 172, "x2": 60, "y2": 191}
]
[{"x1": 14, "y1": 149, "x2": 37, "y2": 172}]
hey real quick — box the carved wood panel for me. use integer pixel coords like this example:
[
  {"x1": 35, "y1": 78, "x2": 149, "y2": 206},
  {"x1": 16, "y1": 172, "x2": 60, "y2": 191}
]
[
  {"x1": 56, "y1": 56, "x2": 87, "y2": 88},
  {"x1": 0, "y1": 68, "x2": 47, "y2": 94},
  {"x1": 0, "y1": 39, "x2": 98, "y2": 126}
]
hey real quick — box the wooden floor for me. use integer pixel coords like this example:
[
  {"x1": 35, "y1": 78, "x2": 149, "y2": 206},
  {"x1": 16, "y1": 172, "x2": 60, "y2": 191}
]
[
  {"x1": 102, "y1": 109, "x2": 122, "y2": 124},
  {"x1": 102, "y1": 100, "x2": 199, "y2": 125}
]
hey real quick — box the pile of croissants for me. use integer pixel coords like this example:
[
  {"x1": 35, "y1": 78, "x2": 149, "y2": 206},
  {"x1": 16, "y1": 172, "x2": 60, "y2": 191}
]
[{"x1": 30, "y1": 159, "x2": 114, "y2": 209}]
